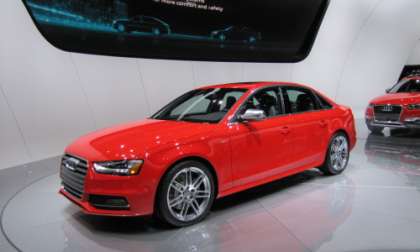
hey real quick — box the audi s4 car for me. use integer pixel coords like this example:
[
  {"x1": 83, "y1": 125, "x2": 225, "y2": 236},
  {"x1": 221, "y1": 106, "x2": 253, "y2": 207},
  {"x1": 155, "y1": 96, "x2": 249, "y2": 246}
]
[
  {"x1": 211, "y1": 26, "x2": 262, "y2": 43},
  {"x1": 112, "y1": 15, "x2": 171, "y2": 35},
  {"x1": 365, "y1": 76, "x2": 420, "y2": 134},
  {"x1": 60, "y1": 82, "x2": 356, "y2": 227}
]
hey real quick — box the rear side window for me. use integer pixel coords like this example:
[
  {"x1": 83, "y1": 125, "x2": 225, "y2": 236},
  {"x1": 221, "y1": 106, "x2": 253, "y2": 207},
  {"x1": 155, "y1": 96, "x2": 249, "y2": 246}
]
[{"x1": 282, "y1": 87, "x2": 320, "y2": 114}]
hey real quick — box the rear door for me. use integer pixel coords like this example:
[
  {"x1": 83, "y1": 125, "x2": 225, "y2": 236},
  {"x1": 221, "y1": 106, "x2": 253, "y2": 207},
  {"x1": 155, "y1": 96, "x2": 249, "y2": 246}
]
[{"x1": 281, "y1": 86, "x2": 330, "y2": 167}]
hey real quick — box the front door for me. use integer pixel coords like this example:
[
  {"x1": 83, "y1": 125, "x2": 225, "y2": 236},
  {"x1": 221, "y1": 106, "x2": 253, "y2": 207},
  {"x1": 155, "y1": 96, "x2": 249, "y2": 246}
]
[{"x1": 228, "y1": 87, "x2": 294, "y2": 186}]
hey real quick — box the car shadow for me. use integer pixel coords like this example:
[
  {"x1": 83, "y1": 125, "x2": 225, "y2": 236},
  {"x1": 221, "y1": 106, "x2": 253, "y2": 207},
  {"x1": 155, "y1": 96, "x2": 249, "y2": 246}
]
[{"x1": 212, "y1": 169, "x2": 322, "y2": 211}]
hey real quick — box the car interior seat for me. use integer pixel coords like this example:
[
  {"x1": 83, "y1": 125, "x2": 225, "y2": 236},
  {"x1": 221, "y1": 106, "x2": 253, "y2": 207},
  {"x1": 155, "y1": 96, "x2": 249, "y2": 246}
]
[
  {"x1": 225, "y1": 96, "x2": 237, "y2": 111},
  {"x1": 296, "y1": 93, "x2": 315, "y2": 112},
  {"x1": 257, "y1": 93, "x2": 279, "y2": 117}
]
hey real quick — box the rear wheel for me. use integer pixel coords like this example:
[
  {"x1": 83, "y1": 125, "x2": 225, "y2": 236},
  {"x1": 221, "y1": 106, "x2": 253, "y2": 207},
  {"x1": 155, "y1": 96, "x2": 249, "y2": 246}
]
[
  {"x1": 319, "y1": 132, "x2": 350, "y2": 175},
  {"x1": 156, "y1": 160, "x2": 215, "y2": 227}
]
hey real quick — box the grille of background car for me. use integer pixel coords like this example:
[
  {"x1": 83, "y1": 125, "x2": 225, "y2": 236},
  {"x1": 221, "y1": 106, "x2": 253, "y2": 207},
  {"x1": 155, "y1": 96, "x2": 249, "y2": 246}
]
[{"x1": 374, "y1": 105, "x2": 402, "y2": 122}]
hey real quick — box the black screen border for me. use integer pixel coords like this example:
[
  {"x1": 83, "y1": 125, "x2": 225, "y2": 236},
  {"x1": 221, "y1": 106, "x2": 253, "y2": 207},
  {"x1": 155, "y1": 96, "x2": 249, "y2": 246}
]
[{"x1": 21, "y1": 0, "x2": 330, "y2": 63}]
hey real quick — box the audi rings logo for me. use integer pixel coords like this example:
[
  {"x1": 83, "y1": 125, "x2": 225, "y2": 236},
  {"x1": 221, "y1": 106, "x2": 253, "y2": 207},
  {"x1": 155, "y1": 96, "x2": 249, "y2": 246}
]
[{"x1": 382, "y1": 105, "x2": 393, "y2": 112}]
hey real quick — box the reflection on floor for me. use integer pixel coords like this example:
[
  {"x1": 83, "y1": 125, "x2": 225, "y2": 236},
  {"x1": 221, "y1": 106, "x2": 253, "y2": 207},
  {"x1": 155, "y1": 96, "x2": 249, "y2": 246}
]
[{"x1": 1, "y1": 126, "x2": 420, "y2": 252}]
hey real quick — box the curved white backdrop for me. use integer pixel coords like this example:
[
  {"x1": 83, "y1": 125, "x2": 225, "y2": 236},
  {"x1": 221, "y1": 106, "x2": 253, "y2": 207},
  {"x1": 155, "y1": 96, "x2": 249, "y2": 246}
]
[{"x1": 1, "y1": 0, "x2": 420, "y2": 169}]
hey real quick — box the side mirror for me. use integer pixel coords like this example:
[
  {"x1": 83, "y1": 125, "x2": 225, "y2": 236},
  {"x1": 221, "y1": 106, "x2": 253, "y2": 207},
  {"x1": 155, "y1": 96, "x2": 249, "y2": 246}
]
[
  {"x1": 239, "y1": 109, "x2": 266, "y2": 122},
  {"x1": 385, "y1": 88, "x2": 391, "y2": 93}
]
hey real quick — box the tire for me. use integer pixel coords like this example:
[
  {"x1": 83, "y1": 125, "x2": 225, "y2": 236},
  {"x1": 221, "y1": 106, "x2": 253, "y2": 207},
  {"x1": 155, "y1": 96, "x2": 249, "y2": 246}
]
[
  {"x1": 319, "y1": 132, "x2": 350, "y2": 176},
  {"x1": 367, "y1": 125, "x2": 384, "y2": 135},
  {"x1": 156, "y1": 160, "x2": 216, "y2": 227}
]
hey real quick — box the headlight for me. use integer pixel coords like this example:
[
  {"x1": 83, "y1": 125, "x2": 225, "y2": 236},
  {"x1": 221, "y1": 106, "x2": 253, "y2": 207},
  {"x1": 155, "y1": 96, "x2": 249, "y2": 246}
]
[
  {"x1": 407, "y1": 104, "x2": 420, "y2": 110},
  {"x1": 93, "y1": 160, "x2": 143, "y2": 176},
  {"x1": 367, "y1": 103, "x2": 374, "y2": 108}
]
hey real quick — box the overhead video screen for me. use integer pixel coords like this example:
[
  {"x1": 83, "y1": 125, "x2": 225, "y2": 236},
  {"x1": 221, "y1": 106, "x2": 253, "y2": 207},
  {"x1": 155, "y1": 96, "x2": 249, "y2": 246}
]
[{"x1": 23, "y1": 0, "x2": 329, "y2": 62}]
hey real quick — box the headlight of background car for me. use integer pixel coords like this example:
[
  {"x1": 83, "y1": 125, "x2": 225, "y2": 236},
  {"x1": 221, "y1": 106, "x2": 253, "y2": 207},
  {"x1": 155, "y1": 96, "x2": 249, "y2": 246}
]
[
  {"x1": 93, "y1": 160, "x2": 143, "y2": 176},
  {"x1": 407, "y1": 104, "x2": 420, "y2": 110}
]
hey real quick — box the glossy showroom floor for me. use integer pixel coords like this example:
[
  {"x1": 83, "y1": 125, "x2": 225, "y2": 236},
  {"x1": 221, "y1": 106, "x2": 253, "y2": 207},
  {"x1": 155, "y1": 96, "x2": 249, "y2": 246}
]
[{"x1": 1, "y1": 120, "x2": 420, "y2": 252}]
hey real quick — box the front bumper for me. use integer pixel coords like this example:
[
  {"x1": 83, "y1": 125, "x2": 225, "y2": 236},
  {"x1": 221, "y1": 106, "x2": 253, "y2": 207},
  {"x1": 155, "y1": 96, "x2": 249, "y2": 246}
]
[
  {"x1": 59, "y1": 160, "x2": 158, "y2": 217},
  {"x1": 366, "y1": 117, "x2": 420, "y2": 129}
]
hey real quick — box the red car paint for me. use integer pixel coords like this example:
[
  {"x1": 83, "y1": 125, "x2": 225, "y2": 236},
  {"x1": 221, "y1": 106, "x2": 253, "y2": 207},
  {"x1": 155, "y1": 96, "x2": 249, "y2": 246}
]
[
  {"x1": 60, "y1": 82, "x2": 356, "y2": 217},
  {"x1": 366, "y1": 76, "x2": 420, "y2": 128}
]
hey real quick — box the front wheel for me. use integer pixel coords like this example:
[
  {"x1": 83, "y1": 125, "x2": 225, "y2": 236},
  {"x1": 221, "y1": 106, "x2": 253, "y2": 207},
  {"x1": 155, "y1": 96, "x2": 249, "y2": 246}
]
[
  {"x1": 156, "y1": 161, "x2": 215, "y2": 227},
  {"x1": 319, "y1": 132, "x2": 350, "y2": 175}
]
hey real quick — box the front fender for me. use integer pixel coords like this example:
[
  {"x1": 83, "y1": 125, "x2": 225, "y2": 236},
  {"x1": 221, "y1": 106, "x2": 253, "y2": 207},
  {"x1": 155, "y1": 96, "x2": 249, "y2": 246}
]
[{"x1": 145, "y1": 138, "x2": 233, "y2": 197}]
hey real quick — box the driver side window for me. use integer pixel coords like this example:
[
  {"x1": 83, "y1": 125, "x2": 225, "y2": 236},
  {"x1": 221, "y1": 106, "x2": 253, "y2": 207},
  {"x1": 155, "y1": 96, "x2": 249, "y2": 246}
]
[{"x1": 243, "y1": 88, "x2": 282, "y2": 118}]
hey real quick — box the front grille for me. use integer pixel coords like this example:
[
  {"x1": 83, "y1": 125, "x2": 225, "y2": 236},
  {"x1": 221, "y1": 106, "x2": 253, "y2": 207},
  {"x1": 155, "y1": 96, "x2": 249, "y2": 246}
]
[
  {"x1": 60, "y1": 154, "x2": 88, "y2": 199},
  {"x1": 374, "y1": 105, "x2": 402, "y2": 122}
]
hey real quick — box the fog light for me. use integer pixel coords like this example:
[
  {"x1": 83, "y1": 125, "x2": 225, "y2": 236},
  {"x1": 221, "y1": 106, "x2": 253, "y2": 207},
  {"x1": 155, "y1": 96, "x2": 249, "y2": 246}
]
[{"x1": 89, "y1": 195, "x2": 129, "y2": 210}]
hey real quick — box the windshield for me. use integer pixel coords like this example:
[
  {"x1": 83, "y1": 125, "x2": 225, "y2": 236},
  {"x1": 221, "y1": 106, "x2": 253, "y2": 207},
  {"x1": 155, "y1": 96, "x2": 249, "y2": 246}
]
[
  {"x1": 389, "y1": 79, "x2": 420, "y2": 93},
  {"x1": 152, "y1": 88, "x2": 247, "y2": 123}
]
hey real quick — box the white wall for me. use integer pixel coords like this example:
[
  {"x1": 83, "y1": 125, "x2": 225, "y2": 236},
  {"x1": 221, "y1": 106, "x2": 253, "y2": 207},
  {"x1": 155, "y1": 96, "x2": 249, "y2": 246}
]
[
  {"x1": 1, "y1": 0, "x2": 420, "y2": 169},
  {"x1": 407, "y1": 40, "x2": 420, "y2": 65}
]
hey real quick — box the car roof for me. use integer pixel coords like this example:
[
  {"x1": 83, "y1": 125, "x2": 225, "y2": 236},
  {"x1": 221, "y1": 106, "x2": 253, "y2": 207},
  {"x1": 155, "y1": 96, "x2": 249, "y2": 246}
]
[{"x1": 198, "y1": 81, "x2": 311, "y2": 90}]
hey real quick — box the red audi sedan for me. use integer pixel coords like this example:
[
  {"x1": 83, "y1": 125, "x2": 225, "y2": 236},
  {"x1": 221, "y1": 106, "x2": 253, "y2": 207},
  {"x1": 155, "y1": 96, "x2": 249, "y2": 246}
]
[
  {"x1": 365, "y1": 76, "x2": 420, "y2": 134},
  {"x1": 60, "y1": 82, "x2": 356, "y2": 227}
]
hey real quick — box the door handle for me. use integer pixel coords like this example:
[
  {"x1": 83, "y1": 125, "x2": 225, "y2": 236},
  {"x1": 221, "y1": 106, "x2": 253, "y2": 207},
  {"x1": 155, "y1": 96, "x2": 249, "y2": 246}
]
[
  {"x1": 280, "y1": 126, "x2": 290, "y2": 134},
  {"x1": 319, "y1": 120, "x2": 328, "y2": 127}
]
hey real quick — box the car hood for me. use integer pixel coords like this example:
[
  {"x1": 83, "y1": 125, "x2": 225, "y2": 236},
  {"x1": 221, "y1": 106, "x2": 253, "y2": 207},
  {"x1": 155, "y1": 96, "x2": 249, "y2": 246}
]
[
  {"x1": 65, "y1": 119, "x2": 217, "y2": 161},
  {"x1": 370, "y1": 93, "x2": 420, "y2": 105}
]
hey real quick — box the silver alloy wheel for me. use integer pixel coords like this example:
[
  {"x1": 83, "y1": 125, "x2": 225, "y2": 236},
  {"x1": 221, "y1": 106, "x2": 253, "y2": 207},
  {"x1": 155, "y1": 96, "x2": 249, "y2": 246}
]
[
  {"x1": 167, "y1": 167, "x2": 212, "y2": 222},
  {"x1": 330, "y1": 135, "x2": 349, "y2": 171}
]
